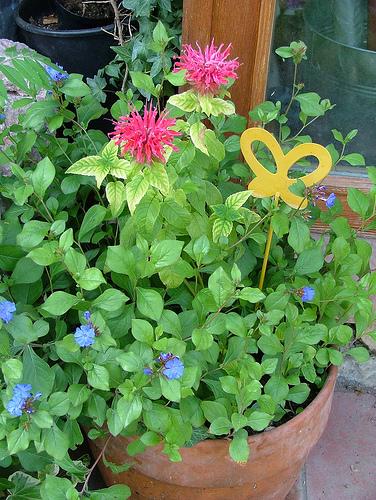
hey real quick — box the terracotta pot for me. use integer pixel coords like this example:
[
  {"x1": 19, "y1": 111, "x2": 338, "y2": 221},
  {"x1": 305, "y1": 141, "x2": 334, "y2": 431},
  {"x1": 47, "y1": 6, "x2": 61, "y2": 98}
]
[{"x1": 88, "y1": 366, "x2": 337, "y2": 500}]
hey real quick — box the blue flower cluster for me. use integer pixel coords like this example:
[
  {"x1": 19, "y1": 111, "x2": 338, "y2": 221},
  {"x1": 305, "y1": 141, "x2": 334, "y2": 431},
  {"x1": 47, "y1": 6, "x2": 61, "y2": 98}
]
[
  {"x1": 45, "y1": 64, "x2": 68, "y2": 83},
  {"x1": 143, "y1": 352, "x2": 185, "y2": 380},
  {"x1": 296, "y1": 286, "x2": 315, "y2": 302},
  {"x1": 74, "y1": 311, "x2": 96, "y2": 347},
  {"x1": 325, "y1": 192, "x2": 336, "y2": 209},
  {"x1": 310, "y1": 185, "x2": 336, "y2": 209},
  {"x1": 6, "y1": 384, "x2": 41, "y2": 417},
  {"x1": 0, "y1": 300, "x2": 16, "y2": 323}
]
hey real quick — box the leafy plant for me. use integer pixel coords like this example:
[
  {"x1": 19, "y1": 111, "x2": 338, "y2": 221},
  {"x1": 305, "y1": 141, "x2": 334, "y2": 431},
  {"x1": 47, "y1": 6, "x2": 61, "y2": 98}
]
[{"x1": 0, "y1": 37, "x2": 375, "y2": 497}]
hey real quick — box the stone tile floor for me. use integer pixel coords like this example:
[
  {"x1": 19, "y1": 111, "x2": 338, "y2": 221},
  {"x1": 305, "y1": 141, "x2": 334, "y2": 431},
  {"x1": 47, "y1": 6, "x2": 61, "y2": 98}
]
[
  {"x1": 90, "y1": 389, "x2": 376, "y2": 499},
  {"x1": 288, "y1": 390, "x2": 376, "y2": 500}
]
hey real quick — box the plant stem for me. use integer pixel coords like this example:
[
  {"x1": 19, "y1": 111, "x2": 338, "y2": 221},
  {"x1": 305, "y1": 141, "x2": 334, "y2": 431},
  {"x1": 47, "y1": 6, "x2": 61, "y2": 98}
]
[
  {"x1": 258, "y1": 194, "x2": 280, "y2": 290},
  {"x1": 79, "y1": 435, "x2": 111, "y2": 496},
  {"x1": 228, "y1": 211, "x2": 272, "y2": 250}
]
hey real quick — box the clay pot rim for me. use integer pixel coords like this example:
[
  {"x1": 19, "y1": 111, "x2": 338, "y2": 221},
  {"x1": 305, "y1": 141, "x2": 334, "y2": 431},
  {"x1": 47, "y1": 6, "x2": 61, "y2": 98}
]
[{"x1": 193, "y1": 364, "x2": 338, "y2": 450}]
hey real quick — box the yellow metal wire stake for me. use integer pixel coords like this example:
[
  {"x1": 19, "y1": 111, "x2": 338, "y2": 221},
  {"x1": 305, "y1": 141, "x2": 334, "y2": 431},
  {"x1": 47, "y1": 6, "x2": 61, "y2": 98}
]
[{"x1": 258, "y1": 194, "x2": 279, "y2": 290}]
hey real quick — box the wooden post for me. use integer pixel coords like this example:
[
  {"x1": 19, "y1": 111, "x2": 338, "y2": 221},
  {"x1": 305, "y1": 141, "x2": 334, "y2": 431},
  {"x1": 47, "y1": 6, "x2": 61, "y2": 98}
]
[{"x1": 182, "y1": 0, "x2": 276, "y2": 119}]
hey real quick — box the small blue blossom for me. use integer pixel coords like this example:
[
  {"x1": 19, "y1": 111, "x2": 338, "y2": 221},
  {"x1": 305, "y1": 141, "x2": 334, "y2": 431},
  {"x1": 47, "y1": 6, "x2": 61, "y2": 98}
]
[
  {"x1": 13, "y1": 384, "x2": 32, "y2": 399},
  {"x1": 301, "y1": 286, "x2": 315, "y2": 302},
  {"x1": 0, "y1": 300, "x2": 16, "y2": 323},
  {"x1": 0, "y1": 113, "x2": 5, "y2": 120},
  {"x1": 158, "y1": 352, "x2": 173, "y2": 362},
  {"x1": 143, "y1": 367, "x2": 153, "y2": 376},
  {"x1": 6, "y1": 384, "x2": 41, "y2": 417},
  {"x1": 161, "y1": 356, "x2": 184, "y2": 380},
  {"x1": 325, "y1": 193, "x2": 336, "y2": 208},
  {"x1": 74, "y1": 324, "x2": 95, "y2": 347},
  {"x1": 45, "y1": 64, "x2": 68, "y2": 83},
  {"x1": 83, "y1": 311, "x2": 91, "y2": 321}
]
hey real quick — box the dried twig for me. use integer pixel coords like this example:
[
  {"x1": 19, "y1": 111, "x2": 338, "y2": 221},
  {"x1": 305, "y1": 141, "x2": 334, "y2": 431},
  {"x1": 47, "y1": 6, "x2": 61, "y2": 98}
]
[{"x1": 109, "y1": 0, "x2": 124, "y2": 45}]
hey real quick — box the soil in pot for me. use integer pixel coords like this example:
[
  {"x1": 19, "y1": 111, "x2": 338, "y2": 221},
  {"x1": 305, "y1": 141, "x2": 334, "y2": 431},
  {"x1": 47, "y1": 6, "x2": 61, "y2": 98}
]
[
  {"x1": 58, "y1": 0, "x2": 114, "y2": 20},
  {"x1": 88, "y1": 367, "x2": 338, "y2": 500}
]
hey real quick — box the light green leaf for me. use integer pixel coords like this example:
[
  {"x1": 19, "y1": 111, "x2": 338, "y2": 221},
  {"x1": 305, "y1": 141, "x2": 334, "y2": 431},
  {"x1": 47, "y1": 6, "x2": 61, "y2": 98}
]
[
  {"x1": 88, "y1": 364, "x2": 110, "y2": 391},
  {"x1": 78, "y1": 205, "x2": 107, "y2": 242},
  {"x1": 77, "y1": 268, "x2": 106, "y2": 291},
  {"x1": 66, "y1": 155, "x2": 107, "y2": 188},
  {"x1": 43, "y1": 425, "x2": 70, "y2": 460},
  {"x1": 126, "y1": 174, "x2": 150, "y2": 214},
  {"x1": 106, "y1": 181, "x2": 126, "y2": 217},
  {"x1": 132, "y1": 319, "x2": 154, "y2": 345},
  {"x1": 136, "y1": 287, "x2": 163, "y2": 321},
  {"x1": 41, "y1": 291, "x2": 79, "y2": 315},
  {"x1": 247, "y1": 411, "x2": 272, "y2": 431},
  {"x1": 23, "y1": 346, "x2": 55, "y2": 396},
  {"x1": 144, "y1": 162, "x2": 169, "y2": 195},
  {"x1": 117, "y1": 395, "x2": 143, "y2": 428},
  {"x1": 93, "y1": 289, "x2": 128, "y2": 311},
  {"x1": 225, "y1": 191, "x2": 252, "y2": 209},
  {"x1": 229, "y1": 429, "x2": 249, "y2": 464},
  {"x1": 8, "y1": 428, "x2": 30, "y2": 455},
  {"x1": 208, "y1": 267, "x2": 235, "y2": 307},
  {"x1": 190, "y1": 122, "x2": 208, "y2": 155},
  {"x1": 168, "y1": 90, "x2": 199, "y2": 112},
  {"x1": 294, "y1": 247, "x2": 324, "y2": 275},
  {"x1": 150, "y1": 239, "x2": 184, "y2": 269},
  {"x1": 238, "y1": 287, "x2": 265, "y2": 303}
]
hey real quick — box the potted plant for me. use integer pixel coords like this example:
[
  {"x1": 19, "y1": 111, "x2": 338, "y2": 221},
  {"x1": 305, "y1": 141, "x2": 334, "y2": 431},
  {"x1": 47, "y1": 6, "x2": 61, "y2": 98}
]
[{"x1": 0, "y1": 38, "x2": 374, "y2": 499}]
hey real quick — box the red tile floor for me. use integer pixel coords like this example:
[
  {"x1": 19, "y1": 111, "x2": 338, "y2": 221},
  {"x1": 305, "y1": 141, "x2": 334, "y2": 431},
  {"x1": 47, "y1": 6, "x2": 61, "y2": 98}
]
[{"x1": 288, "y1": 389, "x2": 376, "y2": 500}]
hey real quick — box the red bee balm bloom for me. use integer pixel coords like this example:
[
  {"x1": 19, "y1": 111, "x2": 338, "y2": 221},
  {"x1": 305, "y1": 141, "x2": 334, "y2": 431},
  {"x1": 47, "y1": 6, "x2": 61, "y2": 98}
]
[
  {"x1": 174, "y1": 40, "x2": 239, "y2": 95},
  {"x1": 110, "y1": 106, "x2": 180, "y2": 164}
]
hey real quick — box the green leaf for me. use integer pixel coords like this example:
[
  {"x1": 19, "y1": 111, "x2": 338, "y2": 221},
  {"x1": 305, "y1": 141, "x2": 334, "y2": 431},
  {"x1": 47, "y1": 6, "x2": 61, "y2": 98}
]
[
  {"x1": 5, "y1": 315, "x2": 49, "y2": 344},
  {"x1": 294, "y1": 247, "x2": 324, "y2": 275},
  {"x1": 2, "y1": 358, "x2": 23, "y2": 384},
  {"x1": 288, "y1": 218, "x2": 310, "y2": 253},
  {"x1": 77, "y1": 268, "x2": 106, "y2": 291},
  {"x1": 229, "y1": 429, "x2": 249, "y2": 464},
  {"x1": 136, "y1": 287, "x2": 163, "y2": 321},
  {"x1": 93, "y1": 289, "x2": 128, "y2": 311},
  {"x1": 132, "y1": 319, "x2": 154, "y2": 345},
  {"x1": 106, "y1": 181, "x2": 126, "y2": 217},
  {"x1": 342, "y1": 153, "x2": 365, "y2": 166},
  {"x1": 192, "y1": 328, "x2": 213, "y2": 350},
  {"x1": 201, "y1": 401, "x2": 228, "y2": 422},
  {"x1": 117, "y1": 352, "x2": 144, "y2": 372},
  {"x1": 7, "y1": 471, "x2": 40, "y2": 498},
  {"x1": 16, "y1": 221, "x2": 50, "y2": 251},
  {"x1": 287, "y1": 383, "x2": 310, "y2": 404},
  {"x1": 165, "y1": 70, "x2": 187, "y2": 86},
  {"x1": 205, "y1": 129, "x2": 225, "y2": 161},
  {"x1": 32, "y1": 410, "x2": 53, "y2": 429},
  {"x1": 247, "y1": 411, "x2": 272, "y2": 431},
  {"x1": 66, "y1": 155, "x2": 107, "y2": 188},
  {"x1": 126, "y1": 174, "x2": 150, "y2": 214},
  {"x1": 209, "y1": 417, "x2": 232, "y2": 435},
  {"x1": 40, "y1": 475, "x2": 72, "y2": 500},
  {"x1": 117, "y1": 395, "x2": 143, "y2": 428},
  {"x1": 160, "y1": 377, "x2": 181, "y2": 402},
  {"x1": 90, "y1": 484, "x2": 131, "y2": 499},
  {"x1": 106, "y1": 246, "x2": 136, "y2": 276},
  {"x1": 257, "y1": 335, "x2": 283, "y2": 355},
  {"x1": 271, "y1": 212, "x2": 289, "y2": 237},
  {"x1": 153, "y1": 20, "x2": 170, "y2": 49},
  {"x1": 168, "y1": 90, "x2": 199, "y2": 112},
  {"x1": 88, "y1": 364, "x2": 110, "y2": 391},
  {"x1": 150, "y1": 239, "x2": 184, "y2": 269},
  {"x1": 347, "y1": 188, "x2": 369, "y2": 219},
  {"x1": 295, "y1": 93, "x2": 325, "y2": 117},
  {"x1": 212, "y1": 218, "x2": 233, "y2": 242},
  {"x1": 347, "y1": 347, "x2": 370, "y2": 363},
  {"x1": 144, "y1": 162, "x2": 170, "y2": 195},
  {"x1": 130, "y1": 71, "x2": 157, "y2": 96},
  {"x1": 43, "y1": 425, "x2": 69, "y2": 460},
  {"x1": 264, "y1": 376, "x2": 289, "y2": 402},
  {"x1": 208, "y1": 267, "x2": 235, "y2": 308},
  {"x1": 41, "y1": 291, "x2": 79, "y2": 315},
  {"x1": 12, "y1": 257, "x2": 43, "y2": 284},
  {"x1": 238, "y1": 287, "x2": 265, "y2": 303},
  {"x1": 78, "y1": 205, "x2": 107, "y2": 242},
  {"x1": 48, "y1": 392, "x2": 70, "y2": 416},
  {"x1": 68, "y1": 384, "x2": 91, "y2": 406},
  {"x1": 23, "y1": 346, "x2": 55, "y2": 396},
  {"x1": 225, "y1": 191, "x2": 252, "y2": 209},
  {"x1": 31, "y1": 157, "x2": 55, "y2": 198},
  {"x1": 8, "y1": 428, "x2": 30, "y2": 455},
  {"x1": 190, "y1": 122, "x2": 208, "y2": 155},
  {"x1": 61, "y1": 75, "x2": 91, "y2": 97}
]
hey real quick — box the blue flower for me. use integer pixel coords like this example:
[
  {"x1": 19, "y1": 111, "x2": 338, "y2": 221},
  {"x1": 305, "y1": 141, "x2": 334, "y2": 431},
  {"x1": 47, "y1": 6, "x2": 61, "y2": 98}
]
[
  {"x1": 161, "y1": 356, "x2": 184, "y2": 380},
  {"x1": 325, "y1": 193, "x2": 336, "y2": 208},
  {"x1": 158, "y1": 352, "x2": 173, "y2": 362},
  {"x1": 13, "y1": 384, "x2": 32, "y2": 399},
  {"x1": 84, "y1": 311, "x2": 91, "y2": 321},
  {"x1": 0, "y1": 300, "x2": 16, "y2": 323},
  {"x1": 45, "y1": 64, "x2": 68, "y2": 83},
  {"x1": 301, "y1": 286, "x2": 315, "y2": 302},
  {"x1": 6, "y1": 384, "x2": 40, "y2": 417},
  {"x1": 74, "y1": 324, "x2": 95, "y2": 347},
  {"x1": 143, "y1": 367, "x2": 153, "y2": 376},
  {"x1": 0, "y1": 113, "x2": 5, "y2": 120}
]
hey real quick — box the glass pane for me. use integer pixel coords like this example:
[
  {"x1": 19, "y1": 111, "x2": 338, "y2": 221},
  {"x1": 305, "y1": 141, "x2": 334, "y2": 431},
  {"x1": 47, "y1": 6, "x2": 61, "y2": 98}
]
[{"x1": 267, "y1": 0, "x2": 376, "y2": 168}]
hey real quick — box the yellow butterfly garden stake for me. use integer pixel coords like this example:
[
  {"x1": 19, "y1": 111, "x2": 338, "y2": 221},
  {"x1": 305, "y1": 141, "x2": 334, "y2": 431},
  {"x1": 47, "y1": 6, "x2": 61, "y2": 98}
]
[{"x1": 240, "y1": 127, "x2": 332, "y2": 290}]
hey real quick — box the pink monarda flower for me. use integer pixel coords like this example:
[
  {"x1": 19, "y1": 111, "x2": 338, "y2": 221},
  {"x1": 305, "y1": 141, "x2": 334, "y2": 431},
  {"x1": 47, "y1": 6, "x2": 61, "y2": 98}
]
[
  {"x1": 174, "y1": 40, "x2": 239, "y2": 95},
  {"x1": 109, "y1": 106, "x2": 180, "y2": 164}
]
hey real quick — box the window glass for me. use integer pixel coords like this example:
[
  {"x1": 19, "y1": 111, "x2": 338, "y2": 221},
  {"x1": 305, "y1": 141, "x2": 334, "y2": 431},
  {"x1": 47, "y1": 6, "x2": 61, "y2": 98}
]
[{"x1": 267, "y1": 0, "x2": 376, "y2": 168}]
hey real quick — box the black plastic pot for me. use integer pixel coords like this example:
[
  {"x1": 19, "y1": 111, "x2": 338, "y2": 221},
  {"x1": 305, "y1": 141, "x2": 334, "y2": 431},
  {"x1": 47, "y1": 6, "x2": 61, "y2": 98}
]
[
  {"x1": 16, "y1": 0, "x2": 115, "y2": 78},
  {"x1": 1, "y1": 0, "x2": 20, "y2": 40},
  {"x1": 54, "y1": 0, "x2": 113, "y2": 29}
]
